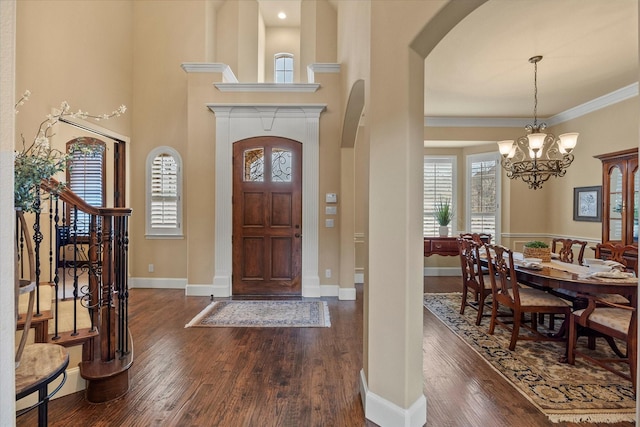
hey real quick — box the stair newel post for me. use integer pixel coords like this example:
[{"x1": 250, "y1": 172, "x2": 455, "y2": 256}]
[
  {"x1": 100, "y1": 214, "x2": 116, "y2": 362},
  {"x1": 115, "y1": 213, "x2": 130, "y2": 355}
]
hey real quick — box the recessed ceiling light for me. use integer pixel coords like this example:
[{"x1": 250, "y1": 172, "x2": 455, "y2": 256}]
[{"x1": 278, "y1": 11, "x2": 287, "y2": 20}]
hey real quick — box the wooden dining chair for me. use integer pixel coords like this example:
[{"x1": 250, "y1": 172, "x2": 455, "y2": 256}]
[
  {"x1": 595, "y1": 243, "x2": 638, "y2": 275},
  {"x1": 552, "y1": 238, "x2": 588, "y2": 265},
  {"x1": 568, "y1": 293, "x2": 637, "y2": 390},
  {"x1": 486, "y1": 244, "x2": 572, "y2": 351},
  {"x1": 459, "y1": 232, "x2": 491, "y2": 244},
  {"x1": 457, "y1": 238, "x2": 492, "y2": 325},
  {"x1": 543, "y1": 238, "x2": 588, "y2": 329}
]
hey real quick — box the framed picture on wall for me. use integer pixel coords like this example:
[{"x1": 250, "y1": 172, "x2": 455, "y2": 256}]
[{"x1": 573, "y1": 186, "x2": 602, "y2": 222}]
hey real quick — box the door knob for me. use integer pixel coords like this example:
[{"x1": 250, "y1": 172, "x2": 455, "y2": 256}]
[{"x1": 295, "y1": 233, "x2": 302, "y2": 238}]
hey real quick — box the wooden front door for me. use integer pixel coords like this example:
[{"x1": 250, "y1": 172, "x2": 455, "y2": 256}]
[{"x1": 232, "y1": 137, "x2": 302, "y2": 296}]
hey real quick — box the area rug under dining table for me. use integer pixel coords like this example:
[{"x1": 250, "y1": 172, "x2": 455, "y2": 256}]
[
  {"x1": 185, "y1": 300, "x2": 331, "y2": 328},
  {"x1": 424, "y1": 292, "x2": 635, "y2": 423}
]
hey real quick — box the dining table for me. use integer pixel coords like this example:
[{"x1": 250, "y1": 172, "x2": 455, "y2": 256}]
[
  {"x1": 480, "y1": 251, "x2": 638, "y2": 360},
  {"x1": 513, "y1": 256, "x2": 638, "y2": 307},
  {"x1": 478, "y1": 250, "x2": 638, "y2": 303}
]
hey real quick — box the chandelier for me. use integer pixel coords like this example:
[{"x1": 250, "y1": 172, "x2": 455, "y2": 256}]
[{"x1": 497, "y1": 55, "x2": 578, "y2": 190}]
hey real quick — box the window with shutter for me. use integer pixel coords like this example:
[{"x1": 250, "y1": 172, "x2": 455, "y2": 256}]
[
  {"x1": 67, "y1": 138, "x2": 105, "y2": 235},
  {"x1": 466, "y1": 153, "x2": 500, "y2": 240},
  {"x1": 423, "y1": 156, "x2": 456, "y2": 236},
  {"x1": 146, "y1": 147, "x2": 183, "y2": 238}
]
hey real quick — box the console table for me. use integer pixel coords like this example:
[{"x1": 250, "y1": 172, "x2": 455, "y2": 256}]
[{"x1": 424, "y1": 237, "x2": 459, "y2": 257}]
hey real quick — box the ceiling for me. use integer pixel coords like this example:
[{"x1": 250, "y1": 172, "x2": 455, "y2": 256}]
[
  {"x1": 425, "y1": 0, "x2": 638, "y2": 120},
  {"x1": 258, "y1": 0, "x2": 638, "y2": 122},
  {"x1": 258, "y1": 0, "x2": 301, "y2": 27}
]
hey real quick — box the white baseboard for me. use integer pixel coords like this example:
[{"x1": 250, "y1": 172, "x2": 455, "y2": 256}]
[
  {"x1": 339, "y1": 287, "x2": 356, "y2": 300},
  {"x1": 423, "y1": 267, "x2": 460, "y2": 277},
  {"x1": 359, "y1": 369, "x2": 427, "y2": 427},
  {"x1": 129, "y1": 277, "x2": 187, "y2": 289},
  {"x1": 320, "y1": 284, "x2": 339, "y2": 297},
  {"x1": 186, "y1": 284, "x2": 217, "y2": 297},
  {"x1": 130, "y1": 279, "x2": 357, "y2": 300},
  {"x1": 16, "y1": 366, "x2": 85, "y2": 411}
]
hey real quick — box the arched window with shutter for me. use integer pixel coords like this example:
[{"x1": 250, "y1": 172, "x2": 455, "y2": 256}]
[
  {"x1": 66, "y1": 137, "x2": 106, "y2": 236},
  {"x1": 146, "y1": 146, "x2": 183, "y2": 238}
]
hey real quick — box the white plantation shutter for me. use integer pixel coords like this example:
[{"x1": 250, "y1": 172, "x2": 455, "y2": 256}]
[
  {"x1": 151, "y1": 155, "x2": 178, "y2": 228},
  {"x1": 424, "y1": 156, "x2": 456, "y2": 236},
  {"x1": 67, "y1": 140, "x2": 105, "y2": 235},
  {"x1": 466, "y1": 153, "x2": 501, "y2": 241},
  {"x1": 69, "y1": 151, "x2": 104, "y2": 207},
  {"x1": 146, "y1": 147, "x2": 182, "y2": 237}
]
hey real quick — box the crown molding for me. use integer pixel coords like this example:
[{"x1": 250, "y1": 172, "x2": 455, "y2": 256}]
[
  {"x1": 308, "y1": 63, "x2": 341, "y2": 73},
  {"x1": 425, "y1": 117, "x2": 531, "y2": 128},
  {"x1": 180, "y1": 62, "x2": 238, "y2": 82},
  {"x1": 425, "y1": 82, "x2": 639, "y2": 128},
  {"x1": 546, "y1": 82, "x2": 638, "y2": 126},
  {"x1": 215, "y1": 83, "x2": 320, "y2": 93},
  {"x1": 307, "y1": 63, "x2": 341, "y2": 83}
]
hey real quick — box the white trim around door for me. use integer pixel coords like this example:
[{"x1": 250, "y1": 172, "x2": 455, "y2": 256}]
[{"x1": 208, "y1": 104, "x2": 326, "y2": 297}]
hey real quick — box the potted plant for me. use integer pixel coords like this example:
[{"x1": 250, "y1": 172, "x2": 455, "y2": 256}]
[
  {"x1": 434, "y1": 197, "x2": 454, "y2": 237},
  {"x1": 523, "y1": 240, "x2": 551, "y2": 262},
  {"x1": 14, "y1": 90, "x2": 126, "y2": 212}
]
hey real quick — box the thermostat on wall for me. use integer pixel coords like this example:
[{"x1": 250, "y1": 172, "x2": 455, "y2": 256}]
[{"x1": 326, "y1": 193, "x2": 337, "y2": 203}]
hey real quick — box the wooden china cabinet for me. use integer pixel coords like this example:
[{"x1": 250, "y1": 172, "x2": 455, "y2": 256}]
[{"x1": 594, "y1": 148, "x2": 639, "y2": 247}]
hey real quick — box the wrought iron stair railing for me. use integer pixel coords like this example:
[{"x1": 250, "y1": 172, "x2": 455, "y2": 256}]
[{"x1": 16, "y1": 178, "x2": 132, "y2": 403}]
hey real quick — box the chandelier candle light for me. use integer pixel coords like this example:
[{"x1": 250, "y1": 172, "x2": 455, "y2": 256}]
[{"x1": 497, "y1": 55, "x2": 578, "y2": 190}]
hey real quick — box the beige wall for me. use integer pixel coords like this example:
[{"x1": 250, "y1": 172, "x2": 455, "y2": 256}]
[
  {"x1": 264, "y1": 27, "x2": 301, "y2": 83},
  {"x1": 131, "y1": 1, "x2": 210, "y2": 280},
  {"x1": 216, "y1": 0, "x2": 240, "y2": 72},
  {"x1": 16, "y1": 1, "x2": 132, "y2": 138},
  {"x1": 301, "y1": 0, "x2": 337, "y2": 72},
  {"x1": 216, "y1": 0, "x2": 259, "y2": 82}
]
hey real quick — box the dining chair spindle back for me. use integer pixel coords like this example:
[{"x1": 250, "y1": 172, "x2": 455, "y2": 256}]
[{"x1": 486, "y1": 244, "x2": 572, "y2": 351}]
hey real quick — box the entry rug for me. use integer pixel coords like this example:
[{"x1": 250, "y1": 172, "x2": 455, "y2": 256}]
[
  {"x1": 185, "y1": 300, "x2": 331, "y2": 328},
  {"x1": 423, "y1": 293, "x2": 635, "y2": 423}
]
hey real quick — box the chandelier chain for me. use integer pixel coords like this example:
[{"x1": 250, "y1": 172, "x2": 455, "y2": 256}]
[{"x1": 533, "y1": 60, "x2": 538, "y2": 128}]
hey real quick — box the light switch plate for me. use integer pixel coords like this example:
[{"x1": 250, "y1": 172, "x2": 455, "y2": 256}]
[
  {"x1": 325, "y1": 206, "x2": 337, "y2": 215},
  {"x1": 325, "y1": 219, "x2": 334, "y2": 228},
  {"x1": 326, "y1": 193, "x2": 337, "y2": 203}
]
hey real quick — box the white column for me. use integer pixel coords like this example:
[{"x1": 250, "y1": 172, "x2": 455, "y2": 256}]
[{"x1": 211, "y1": 107, "x2": 233, "y2": 297}]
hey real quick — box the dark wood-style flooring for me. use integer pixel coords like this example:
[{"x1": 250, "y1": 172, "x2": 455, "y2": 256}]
[{"x1": 16, "y1": 277, "x2": 635, "y2": 427}]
